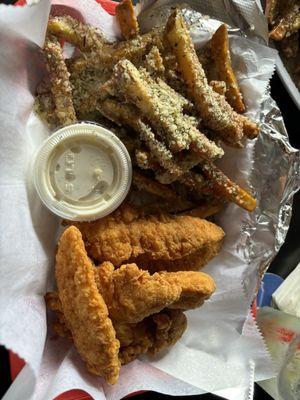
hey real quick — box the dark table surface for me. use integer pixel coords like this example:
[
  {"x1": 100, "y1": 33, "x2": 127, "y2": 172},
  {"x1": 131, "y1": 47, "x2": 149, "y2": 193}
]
[{"x1": 0, "y1": 0, "x2": 299, "y2": 398}]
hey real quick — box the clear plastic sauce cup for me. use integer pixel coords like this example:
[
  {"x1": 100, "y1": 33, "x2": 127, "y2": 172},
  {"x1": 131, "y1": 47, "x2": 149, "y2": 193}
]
[{"x1": 33, "y1": 122, "x2": 132, "y2": 221}]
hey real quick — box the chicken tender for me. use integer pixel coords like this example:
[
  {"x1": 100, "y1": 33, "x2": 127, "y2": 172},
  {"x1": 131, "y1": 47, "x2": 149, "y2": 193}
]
[
  {"x1": 117, "y1": 309, "x2": 187, "y2": 364},
  {"x1": 96, "y1": 261, "x2": 182, "y2": 323},
  {"x1": 95, "y1": 262, "x2": 215, "y2": 322},
  {"x1": 55, "y1": 226, "x2": 120, "y2": 384},
  {"x1": 72, "y1": 204, "x2": 224, "y2": 272},
  {"x1": 160, "y1": 271, "x2": 216, "y2": 309},
  {"x1": 48, "y1": 221, "x2": 217, "y2": 383}
]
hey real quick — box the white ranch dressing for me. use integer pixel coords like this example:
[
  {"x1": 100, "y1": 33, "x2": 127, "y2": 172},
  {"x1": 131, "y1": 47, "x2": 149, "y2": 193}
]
[{"x1": 33, "y1": 122, "x2": 132, "y2": 221}]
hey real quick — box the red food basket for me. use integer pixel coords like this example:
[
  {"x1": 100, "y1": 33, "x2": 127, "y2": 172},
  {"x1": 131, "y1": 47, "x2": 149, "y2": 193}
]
[{"x1": 8, "y1": 2, "x2": 259, "y2": 398}]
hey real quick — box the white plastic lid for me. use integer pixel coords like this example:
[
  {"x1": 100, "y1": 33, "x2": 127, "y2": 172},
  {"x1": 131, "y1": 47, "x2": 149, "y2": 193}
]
[{"x1": 33, "y1": 122, "x2": 132, "y2": 221}]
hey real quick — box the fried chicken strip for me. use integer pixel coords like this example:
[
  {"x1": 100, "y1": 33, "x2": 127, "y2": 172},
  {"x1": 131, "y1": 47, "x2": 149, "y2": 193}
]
[
  {"x1": 102, "y1": 59, "x2": 223, "y2": 158},
  {"x1": 160, "y1": 271, "x2": 216, "y2": 309},
  {"x1": 55, "y1": 226, "x2": 120, "y2": 384},
  {"x1": 70, "y1": 204, "x2": 224, "y2": 271},
  {"x1": 95, "y1": 262, "x2": 182, "y2": 323},
  {"x1": 118, "y1": 309, "x2": 187, "y2": 364},
  {"x1": 47, "y1": 296, "x2": 187, "y2": 367},
  {"x1": 95, "y1": 262, "x2": 215, "y2": 322}
]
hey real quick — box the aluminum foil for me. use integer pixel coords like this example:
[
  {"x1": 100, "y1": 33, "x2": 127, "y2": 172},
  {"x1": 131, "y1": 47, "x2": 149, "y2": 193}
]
[
  {"x1": 138, "y1": 0, "x2": 300, "y2": 306},
  {"x1": 0, "y1": 1, "x2": 299, "y2": 399},
  {"x1": 240, "y1": 92, "x2": 300, "y2": 301}
]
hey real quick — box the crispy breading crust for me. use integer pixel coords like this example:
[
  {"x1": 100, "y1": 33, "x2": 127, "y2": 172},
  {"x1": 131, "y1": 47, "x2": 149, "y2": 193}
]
[
  {"x1": 160, "y1": 271, "x2": 216, "y2": 309},
  {"x1": 56, "y1": 226, "x2": 120, "y2": 384},
  {"x1": 96, "y1": 262, "x2": 182, "y2": 323},
  {"x1": 95, "y1": 262, "x2": 215, "y2": 321},
  {"x1": 117, "y1": 309, "x2": 187, "y2": 363},
  {"x1": 71, "y1": 204, "x2": 225, "y2": 270}
]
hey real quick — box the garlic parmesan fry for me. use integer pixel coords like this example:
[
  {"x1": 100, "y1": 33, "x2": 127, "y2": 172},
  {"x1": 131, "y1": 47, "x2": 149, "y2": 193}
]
[
  {"x1": 209, "y1": 80, "x2": 226, "y2": 96},
  {"x1": 265, "y1": 0, "x2": 280, "y2": 26},
  {"x1": 144, "y1": 46, "x2": 165, "y2": 75},
  {"x1": 116, "y1": 0, "x2": 139, "y2": 40},
  {"x1": 210, "y1": 24, "x2": 245, "y2": 113},
  {"x1": 179, "y1": 201, "x2": 225, "y2": 219},
  {"x1": 280, "y1": 32, "x2": 299, "y2": 58},
  {"x1": 103, "y1": 59, "x2": 223, "y2": 159},
  {"x1": 100, "y1": 98, "x2": 183, "y2": 176},
  {"x1": 48, "y1": 15, "x2": 108, "y2": 53},
  {"x1": 132, "y1": 170, "x2": 193, "y2": 211},
  {"x1": 44, "y1": 35, "x2": 76, "y2": 125},
  {"x1": 49, "y1": 16, "x2": 163, "y2": 68},
  {"x1": 99, "y1": 97, "x2": 141, "y2": 129},
  {"x1": 200, "y1": 161, "x2": 257, "y2": 212},
  {"x1": 270, "y1": 1, "x2": 300, "y2": 40},
  {"x1": 165, "y1": 10, "x2": 259, "y2": 144}
]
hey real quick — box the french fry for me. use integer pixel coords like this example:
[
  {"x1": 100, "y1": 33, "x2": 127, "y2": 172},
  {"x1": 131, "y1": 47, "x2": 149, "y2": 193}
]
[
  {"x1": 210, "y1": 24, "x2": 245, "y2": 113},
  {"x1": 132, "y1": 170, "x2": 193, "y2": 211},
  {"x1": 177, "y1": 171, "x2": 209, "y2": 194},
  {"x1": 44, "y1": 35, "x2": 77, "y2": 126},
  {"x1": 240, "y1": 116, "x2": 260, "y2": 139},
  {"x1": 155, "y1": 152, "x2": 202, "y2": 184},
  {"x1": 99, "y1": 97, "x2": 141, "y2": 129},
  {"x1": 179, "y1": 201, "x2": 225, "y2": 219},
  {"x1": 99, "y1": 98, "x2": 182, "y2": 176},
  {"x1": 200, "y1": 161, "x2": 257, "y2": 212},
  {"x1": 265, "y1": 0, "x2": 280, "y2": 26},
  {"x1": 165, "y1": 10, "x2": 259, "y2": 144},
  {"x1": 143, "y1": 46, "x2": 165, "y2": 75},
  {"x1": 49, "y1": 15, "x2": 163, "y2": 68},
  {"x1": 102, "y1": 59, "x2": 223, "y2": 159},
  {"x1": 34, "y1": 80, "x2": 58, "y2": 128},
  {"x1": 116, "y1": 0, "x2": 139, "y2": 40},
  {"x1": 135, "y1": 149, "x2": 160, "y2": 170},
  {"x1": 48, "y1": 16, "x2": 108, "y2": 52},
  {"x1": 270, "y1": 2, "x2": 300, "y2": 40}
]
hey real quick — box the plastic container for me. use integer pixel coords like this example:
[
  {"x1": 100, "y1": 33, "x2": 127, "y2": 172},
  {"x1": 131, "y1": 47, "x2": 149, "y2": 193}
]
[{"x1": 33, "y1": 122, "x2": 132, "y2": 221}]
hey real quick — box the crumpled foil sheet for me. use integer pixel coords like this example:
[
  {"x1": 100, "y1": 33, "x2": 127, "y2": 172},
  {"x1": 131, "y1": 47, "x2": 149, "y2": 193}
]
[
  {"x1": 240, "y1": 92, "x2": 300, "y2": 301},
  {"x1": 138, "y1": 0, "x2": 300, "y2": 305}
]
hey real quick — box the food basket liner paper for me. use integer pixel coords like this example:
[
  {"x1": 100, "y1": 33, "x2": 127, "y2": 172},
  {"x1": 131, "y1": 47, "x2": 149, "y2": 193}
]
[{"x1": 0, "y1": 0, "x2": 299, "y2": 399}]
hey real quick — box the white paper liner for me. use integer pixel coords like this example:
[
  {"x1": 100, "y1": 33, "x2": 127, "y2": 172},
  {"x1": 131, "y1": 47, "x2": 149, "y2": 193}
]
[{"x1": 0, "y1": 1, "x2": 299, "y2": 399}]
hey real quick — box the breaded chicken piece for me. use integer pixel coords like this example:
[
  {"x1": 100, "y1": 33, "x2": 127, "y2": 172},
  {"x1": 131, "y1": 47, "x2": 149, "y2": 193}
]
[
  {"x1": 48, "y1": 260, "x2": 215, "y2": 328},
  {"x1": 46, "y1": 298, "x2": 187, "y2": 366},
  {"x1": 135, "y1": 241, "x2": 222, "y2": 272},
  {"x1": 55, "y1": 226, "x2": 120, "y2": 384},
  {"x1": 48, "y1": 226, "x2": 216, "y2": 382},
  {"x1": 95, "y1": 262, "x2": 215, "y2": 323},
  {"x1": 72, "y1": 204, "x2": 224, "y2": 272},
  {"x1": 117, "y1": 309, "x2": 187, "y2": 364},
  {"x1": 149, "y1": 309, "x2": 187, "y2": 354},
  {"x1": 95, "y1": 262, "x2": 182, "y2": 323},
  {"x1": 160, "y1": 271, "x2": 216, "y2": 309}
]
